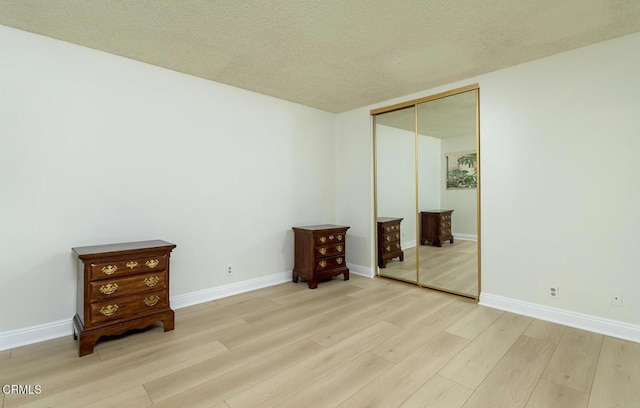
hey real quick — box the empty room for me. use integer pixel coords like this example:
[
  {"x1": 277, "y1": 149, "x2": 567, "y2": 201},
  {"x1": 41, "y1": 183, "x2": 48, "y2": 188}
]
[{"x1": 1, "y1": 1, "x2": 639, "y2": 407}]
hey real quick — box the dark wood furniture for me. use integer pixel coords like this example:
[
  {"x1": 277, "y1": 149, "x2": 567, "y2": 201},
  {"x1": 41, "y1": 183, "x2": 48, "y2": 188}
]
[
  {"x1": 72, "y1": 240, "x2": 176, "y2": 356},
  {"x1": 292, "y1": 225, "x2": 350, "y2": 289},
  {"x1": 377, "y1": 217, "x2": 404, "y2": 268},
  {"x1": 420, "y1": 210, "x2": 454, "y2": 247}
]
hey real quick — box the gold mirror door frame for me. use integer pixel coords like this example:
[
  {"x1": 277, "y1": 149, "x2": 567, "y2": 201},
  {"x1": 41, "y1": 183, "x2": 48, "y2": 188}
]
[{"x1": 373, "y1": 84, "x2": 480, "y2": 299}]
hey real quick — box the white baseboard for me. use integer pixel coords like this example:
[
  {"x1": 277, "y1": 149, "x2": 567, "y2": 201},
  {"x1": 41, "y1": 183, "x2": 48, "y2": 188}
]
[
  {"x1": 0, "y1": 318, "x2": 73, "y2": 352},
  {"x1": 480, "y1": 292, "x2": 640, "y2": 343},
  {"x1": 453, "y1": 233, "x2": 477, "y2": 241},
  {"x1": 347, "y1": 263, "x2": 375, "y2": 278},
  {"x1": 402, "y1": 239, "x2": 417, "y2": 249},
  {"x1": 0, "y1": 266, "x2": 376, "y2": 352},
  {"x1": 171, "y1": 271, "x2": 290, "y2": 310}
]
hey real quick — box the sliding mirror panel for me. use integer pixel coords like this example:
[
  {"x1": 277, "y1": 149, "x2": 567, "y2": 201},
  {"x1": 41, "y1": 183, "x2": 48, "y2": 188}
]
[
  {"x1": 416, "y1": 89, "x2": 479, "y2": 298},
  {"x1": 374, "y1": 106, "x2": 417, "y2": 283}
]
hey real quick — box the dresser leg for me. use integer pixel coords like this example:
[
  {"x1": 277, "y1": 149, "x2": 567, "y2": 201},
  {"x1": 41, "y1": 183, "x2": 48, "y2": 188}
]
[
  {"x1": 161, "y1": 311, "x2": 175, "y2": 332},
  {"x1": 435, "y1": 240, "x2": 442, "y2": 247},
  {"x1": 343, "y1": 270, "x2": 349, "y2": 281},
  {"x1": 292, "y1": 271, "x2": 299, "y2": 283},
  {"x1": 308, "y1": 279, "x2": 318, "y2": 289},
  {"x1": 399, "y1": 251, "x2": 404, "y2": 261},
  {"x1": 450, "y1": 238, "x2": 454, "y2": 244},
  {"x1": 77, "y1": 333, "x2": 99, "y2": 357}
]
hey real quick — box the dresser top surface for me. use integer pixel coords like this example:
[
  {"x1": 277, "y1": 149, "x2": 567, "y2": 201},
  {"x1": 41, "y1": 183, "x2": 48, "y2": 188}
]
[
  {"x1": 377, "y1": 217, "x2": 403, "y2": 223},
  {"x1": 420, "y1": 209, "x2": 454, "y2": 214},
  {"x1": 292, "y1": 224, "x2": 350, "y2": 231},
  {"x1": 72, "y1": 240, "x2": 176, "y2": 258}
]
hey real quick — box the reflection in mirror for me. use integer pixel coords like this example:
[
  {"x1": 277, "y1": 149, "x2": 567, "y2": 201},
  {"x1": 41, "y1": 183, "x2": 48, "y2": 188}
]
[
  {"x1": 417, "y1": 90, "x2": 478, "y2": 297},
  {"x1": 375, "y1": 106, "x2": 417, "y2": 283}
]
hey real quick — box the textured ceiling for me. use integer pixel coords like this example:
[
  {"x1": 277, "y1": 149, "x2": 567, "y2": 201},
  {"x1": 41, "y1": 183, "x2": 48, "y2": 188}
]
[
  {"x1": 377, "y1": 90, "x2": 477, "y2": 139},
  {"x1": 1, "y1": 1, "x2": 639, "y2": 113}
]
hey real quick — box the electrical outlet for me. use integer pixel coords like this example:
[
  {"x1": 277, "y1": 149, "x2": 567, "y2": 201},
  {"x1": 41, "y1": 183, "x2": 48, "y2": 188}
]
[
  {"x1": 610, "y1": 292, "x2": 622, "y2": 307},
  {"x1": 548, "y1": 286, "x2": 559, "y2": 300},
  {"x1": 225, "y1": 265, "x2": 233, "y2": 275}
]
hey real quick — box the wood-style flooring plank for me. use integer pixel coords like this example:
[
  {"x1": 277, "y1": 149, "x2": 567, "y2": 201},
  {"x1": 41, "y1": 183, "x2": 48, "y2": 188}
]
[
  {"x1": 224, "y1": 321, "x2": 400, "y2": 408},
  {"x1": 371, "y1": 298, "x2": 476, "y2": 363},
  {"x1": 84, "y1": 385, "x2": 153, "y2": 408},
  {"x1": 338, "y1": 332, "x2": 470, "y2": 407},
  {"x1": 587, "y1": 336, "x2": 640, "y2": 408},
  {"x1": 272, "y1": 352, "x2": 393, "y2": 408},
  {"x1": 4, "y1": 338, "x2": 229, "y2": 407},
  {"x1": 148, "y1": 338, "x2": 324, "y2": 407},
  {"x1": 462, "y1": 335, "x2": 557, "y2": 407},
  {"x1": 438, "y1": 312, "x2": 533, "y2": 389},
  {"x1": 399, "y1": 375, "x2": 473, "y2": 408},
  {"x1": 445, "y1": 305, "x2": 503, "y2": 340},
  {"x1": 522, "y1": 319, "x2": 566, "y2": 345},
  {"x1": 542, "y1": 327, "x2": 602, "y2": 393},
  {"x1": 525, "y1": 378, "x2": 588, "y2": 408}
]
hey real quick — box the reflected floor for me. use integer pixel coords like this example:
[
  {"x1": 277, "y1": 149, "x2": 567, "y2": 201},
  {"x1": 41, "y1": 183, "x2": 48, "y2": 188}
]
[{"x1": 379, "y1": 239, "x2": 478, "y2": 297}]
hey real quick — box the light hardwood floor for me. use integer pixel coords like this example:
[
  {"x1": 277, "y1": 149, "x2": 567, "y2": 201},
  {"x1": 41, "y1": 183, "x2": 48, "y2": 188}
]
[
  {"x1": 380, "y1": 239, "x2": 478, "y2": 296},
  {"x1": 1, "y1": 276, "x2": 638, "y2": 407}
]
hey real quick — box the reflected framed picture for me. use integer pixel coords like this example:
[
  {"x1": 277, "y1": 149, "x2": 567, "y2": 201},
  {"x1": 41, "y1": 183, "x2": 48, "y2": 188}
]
[{"x1": 446, "y1": 150, "x2": 477, "y2": 189}]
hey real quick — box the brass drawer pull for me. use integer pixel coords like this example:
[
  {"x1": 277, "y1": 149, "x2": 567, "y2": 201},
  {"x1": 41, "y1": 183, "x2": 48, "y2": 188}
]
[
  {"x1": 144, "y1": 296, "x2": 160, "y2": 307},
  {"x1": 145, "y1": 259, "x2": 159, "y2": 269},
  {"x1": 329, "y1": 235, "x2": 334, "y2": 240},
  {"x1": 396, "y1": 233, "x2": 400, "y2": 239},
  {"x1": 101, "y1": 265, "x2": 117, "y2": 275},
  {"x1": 319, "y1": 248, "x2": 327, "y2": 255},
  {"x1": 337, "y1": 245, "x2": 343, "y2": 252},
  {"x1": 100, "y1": 305, "x2": 119, "y2": 317},
  {"x1": 396, "y1": 243, "x2": 400, "y2": 248},
  {"x1": 126, "y1": 261, "x2": 138, "y2": 269},
  {"x1": 99, "y1": 283, "x2": 118, "y2": 295},
  {"x1": 319, "y1": 260, "x2": 327, "y2": 268},
  {"x1": 385, "y1": 227, "x2": 390, "y2": 232},
  {"x1": 337, "y1": 257, "x2": 343, "y2": 264},
  {"x1": 144, "y1": 276, "x2": 160, "y2": 288},
  {"x1": 320, "y1": 237, "x2": 327, "y2": 243},
  {"x1": 386, "y1": 236, "x2": 391, "y2": 242},
  {"x1": 337, "y1": 234, "x2": 343, "y2": 240},
  {"x1": 385, "y1": 246, "x2": 391, "y2": 252}
]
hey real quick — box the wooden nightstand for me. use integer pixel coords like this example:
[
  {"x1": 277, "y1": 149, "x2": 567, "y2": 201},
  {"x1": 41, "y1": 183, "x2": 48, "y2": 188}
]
[
  {"x1": 420, "y1": 210, "x2": 454, "y2": 247},
  {"x1": 72, "y1": 240, "x2": 176, "y2": 356},
  {"x1": 292, "y1": 225, "x2": 350, "y2": 289},
  {"x1": 377, "y1": 217, "x2": 404, "y2": 268}
]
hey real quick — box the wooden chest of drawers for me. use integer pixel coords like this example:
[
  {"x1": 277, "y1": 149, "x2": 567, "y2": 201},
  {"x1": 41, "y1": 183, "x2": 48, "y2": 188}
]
[
  {"x1": 292, "y1": 225, "x2": 350, "y2": 289},
  {"x1": 420, "y1": 210, "x2": 454, "y2": 247},
  {"x1": 72, "y1": 240, "x2": 176, "y2": 356},
  {"x1": 377, "y1": 217, "x2": 404, "y2": 268}
]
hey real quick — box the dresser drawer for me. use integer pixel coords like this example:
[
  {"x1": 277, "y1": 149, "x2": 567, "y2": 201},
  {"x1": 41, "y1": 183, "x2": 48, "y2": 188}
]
[
  {"x1": 315, "y1": 243, "x2": 345, "y2": 258},
  {"x1": 381, "y1": 242, "x2": 402, "y2": 254},
  {"x1": 382, "y1": 223, "x2": 400, "y2": 233},
  {"x1": 314, "y1": 232, "x2": 345, "y2": 246},
  {"x1": 89, "y1": 255, "x2": 167, "y2": 281},
  {"x1": 89, "y1": 272, "x2": 167, "y2": 301},
  {"x1": 88, "y1": 289, "x2": 168, "y2": 325},
  {"x1": 382, "y1": 231, "x2": 401, "y2": 244},
  {"x1": 314, "y1": 255, "x2": 346, "y2": 271}
]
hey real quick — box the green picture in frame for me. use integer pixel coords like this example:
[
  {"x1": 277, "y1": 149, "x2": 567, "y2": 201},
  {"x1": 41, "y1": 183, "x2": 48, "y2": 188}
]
[{"x1": 446, "y1": 151, "x2": 477, "y2": 189}]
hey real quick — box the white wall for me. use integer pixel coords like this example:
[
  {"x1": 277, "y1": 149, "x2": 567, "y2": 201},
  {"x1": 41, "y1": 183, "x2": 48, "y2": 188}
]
[
  {"x1": 336, "y1": 32, "x2": 640, "y2": 339},
  {"x1": 441, "y1": 136, "x2": 477, "y2": 237},
  {"x1": 418, "y1": 135, "x2": 441, "y2": 213},
  {"x1": 0, "y1": 26, "x2": 337, "y2": 335}
]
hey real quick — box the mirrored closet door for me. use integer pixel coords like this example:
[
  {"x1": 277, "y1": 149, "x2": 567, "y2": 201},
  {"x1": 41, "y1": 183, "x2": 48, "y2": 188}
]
[
  {"x1": 373, "y1": 85, "x2": 480, "y2": 299},
  {"x1": 374, "y1": 105, "x2": 417, "y2": 284}
]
